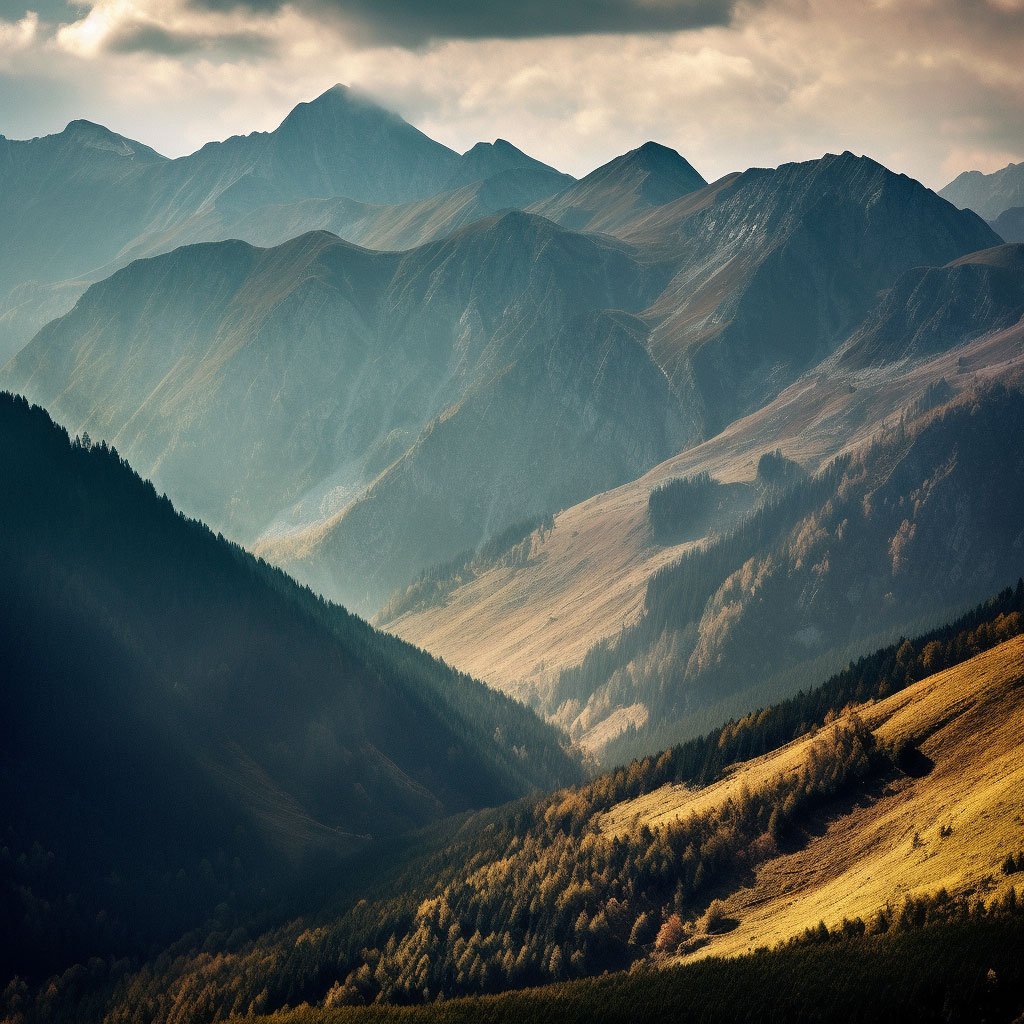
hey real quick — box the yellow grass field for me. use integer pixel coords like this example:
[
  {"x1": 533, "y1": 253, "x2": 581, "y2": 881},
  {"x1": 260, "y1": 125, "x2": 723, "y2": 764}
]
[{"x1": 598, "y1": 635, "x2": 1024, "y2": 960}]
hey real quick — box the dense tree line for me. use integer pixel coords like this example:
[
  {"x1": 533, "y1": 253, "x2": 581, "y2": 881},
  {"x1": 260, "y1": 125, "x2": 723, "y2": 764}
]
[
  {"x1": 29, "y1": 571, "x2": 1022, "y2": 1024},
  {"x1": 6, "y1": 389, "x2": 1024, "y2": 1024},
  {"x1": 39, "y1": 717, "x2": 899, "y2": 1024},
  {"x1": 552, "y1": 385, "x2": 1024, "y2": 762},
  {"x1": 647, "y1": 472, "x2": 719, "y2": 544},
  {"x1": 0, "y1": 392, "x2": 578, "y2": 989},
  {"x1": 241, "y1": 902, "x2": 1024, "y2": 1024}
]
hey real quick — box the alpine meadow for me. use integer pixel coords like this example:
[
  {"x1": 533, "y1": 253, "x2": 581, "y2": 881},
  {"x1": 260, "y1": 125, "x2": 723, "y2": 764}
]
[{"x1": 3, "y1": 2, "x2": 1024, "y2": 1022}]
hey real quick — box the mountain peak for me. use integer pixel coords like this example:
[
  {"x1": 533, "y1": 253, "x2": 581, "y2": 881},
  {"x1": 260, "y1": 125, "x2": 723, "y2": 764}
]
[
  {"x1": 586, "y1": 140, "x2": 707, "y2": 206},
  {"x1": 275, "y1": 83, "x2": 413, "y2": 137},
  {"x1": 58, "y1": 119, "x2": 162, "y2": 160},
  {"x1": 457, "y1": 138, "x2": 569, "y2": 186}
]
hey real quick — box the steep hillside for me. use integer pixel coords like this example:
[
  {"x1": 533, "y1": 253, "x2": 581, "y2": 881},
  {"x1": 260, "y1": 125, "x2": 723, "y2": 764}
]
[
  {"x1": 49, "y1": 586, "x2": 1024, "y2": 1024},
  {"x1": 390, "y1": 300, "x2": 1024, "y2": 734},
  {"x1": 940, "y1": 160, "x2": 1024, "y2": 220},
  {"x1": 629, "y1": 152, "x2": 1001, "y2": 434},
  {"x1": 529, "y1": 141, "x2": 707, "y2": 234},
  {"x1": 271, "y1": 308, "x2": 697, "y2": 610},
  {"x1": 0, "y1": 392, "x2": 578, "y2": 982},
  {"x1": 542, "y1": 382, "x2": 1024, "y2": 759},
  {"x1": 4, "y1": 215, "x2": 681, "y2": 612},
  {"x1": 606, "y1": 636, "x2": 1024, "y2": 964},
  {"x1": 839, "y1": 244, "x2": 1024, "y2": 367},
  {"x1": 991, "y1": 206, "x2": 1024, "y2": 242}
]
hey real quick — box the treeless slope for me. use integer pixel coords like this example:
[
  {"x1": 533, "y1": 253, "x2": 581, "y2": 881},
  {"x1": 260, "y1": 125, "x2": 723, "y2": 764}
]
[
  {"x1": 390, "y1": 320, "x2": 1024, "y2": 701},
  {"x1": 602, "y1": 636, "x2": 1024, "y2": 961}
]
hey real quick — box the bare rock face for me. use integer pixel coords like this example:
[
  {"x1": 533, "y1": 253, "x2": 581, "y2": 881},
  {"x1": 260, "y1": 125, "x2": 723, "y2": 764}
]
[{"x1": 635, "y1": 152, "x2": 1001, "y2": 434}]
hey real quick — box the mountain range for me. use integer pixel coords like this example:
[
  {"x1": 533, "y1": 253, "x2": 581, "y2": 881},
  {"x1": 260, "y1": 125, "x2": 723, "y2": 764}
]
[
  {"x1": 940, "y1": 159, "x2": 1024, "y2": 221},
  {"x1": 391, "y1": 245, "x2": 1024, "y2": 758},
  {"x1": 0, "y1": 133, "x2": 999, "y2": 613},
  {"x1": 0, "y1": 85, "x2": 573, "y2": 364},
  {"x1": 4, "y1": 82, "x2": 1024, "y2": 1024}
]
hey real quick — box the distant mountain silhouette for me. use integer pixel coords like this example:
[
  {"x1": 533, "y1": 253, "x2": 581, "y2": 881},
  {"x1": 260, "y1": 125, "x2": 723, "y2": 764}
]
[
  {"x1": 940, "y1": 160, "x2": 1024, "y2": 220},
  {"x1": 0, "y1": 85, "x2": 572, "y2": 363},
  {"x1": 530, "y1": 141, "x2": 707, "y2": 233}
]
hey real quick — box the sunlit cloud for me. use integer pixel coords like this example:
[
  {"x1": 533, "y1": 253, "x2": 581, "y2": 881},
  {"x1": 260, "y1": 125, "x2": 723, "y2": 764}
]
[{"x1": 0, "y1": 0, "x2": 1021, "y2": 189}]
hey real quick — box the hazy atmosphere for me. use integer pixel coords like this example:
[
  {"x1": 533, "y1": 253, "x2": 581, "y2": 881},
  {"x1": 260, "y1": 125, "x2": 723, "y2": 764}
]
[
  {"x1": 3, "y1": 2, "x2": 1024, "y2": 1022},
  {"x1": 2, "y1": 0, "x2": 1023, "y2": 184}
]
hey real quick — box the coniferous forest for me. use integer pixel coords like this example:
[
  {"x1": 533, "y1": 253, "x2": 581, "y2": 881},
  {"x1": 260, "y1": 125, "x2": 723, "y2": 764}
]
[{"x1": 4, "y1": 51, "x2": 1024, "y2": 1024}]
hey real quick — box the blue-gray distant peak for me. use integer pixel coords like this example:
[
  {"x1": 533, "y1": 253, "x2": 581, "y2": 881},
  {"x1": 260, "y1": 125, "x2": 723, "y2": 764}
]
[{"x1": 940, "y1": 160, "x2": 1024, "y2": 221}]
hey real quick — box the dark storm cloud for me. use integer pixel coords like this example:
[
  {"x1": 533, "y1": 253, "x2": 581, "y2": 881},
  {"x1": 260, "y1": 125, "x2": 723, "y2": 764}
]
[
  {"x1": 186, "y1": 0, "x2": 739, "y2": 45},
  {"x1": 105, "y1": 21, "x2": 273, "y2": 56}
]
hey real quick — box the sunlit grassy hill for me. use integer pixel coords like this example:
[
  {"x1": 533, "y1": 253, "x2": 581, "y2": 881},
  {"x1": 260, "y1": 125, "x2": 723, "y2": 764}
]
[{"x1": 602, "y1": 635, "x2": 1024, "y2": 960}]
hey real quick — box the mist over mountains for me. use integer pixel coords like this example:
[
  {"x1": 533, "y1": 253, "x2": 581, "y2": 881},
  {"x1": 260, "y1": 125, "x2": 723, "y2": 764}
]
[
  {"x1": 0, "y1": 85, "x2": 573, "y2": 364},
  {"x1": 4, "y1": 81, "x2": 1024, "y2": 1024},
  {"x1": 1, "y1": 105, "x2": 1000, "y2": 612}
]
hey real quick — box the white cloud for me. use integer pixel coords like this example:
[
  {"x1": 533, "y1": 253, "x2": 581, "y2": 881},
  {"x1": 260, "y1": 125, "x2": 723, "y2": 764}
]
[
  {"x1": 1, "y1": 0, "x2": 1021, "y2": 189},
  {"x1": 0, "y1": 10, "x2": 38, "y2": 55}
]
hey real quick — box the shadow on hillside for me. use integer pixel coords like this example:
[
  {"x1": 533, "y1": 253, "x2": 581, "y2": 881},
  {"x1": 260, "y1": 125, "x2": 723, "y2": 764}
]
[
  {"x1": 777, "y1": 772, "x2": 896, "y2": 853},
  {"x1": 895, "y1": 743, "x2": 935, "y2": 778}
]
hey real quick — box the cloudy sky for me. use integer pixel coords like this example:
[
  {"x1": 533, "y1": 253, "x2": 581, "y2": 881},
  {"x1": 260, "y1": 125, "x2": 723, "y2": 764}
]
[{"x1": 0, "y1": 0, "x2": 1022, "y2": 187}]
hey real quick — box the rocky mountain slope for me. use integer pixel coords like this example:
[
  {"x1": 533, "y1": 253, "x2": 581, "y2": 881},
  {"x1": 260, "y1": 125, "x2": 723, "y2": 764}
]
[
  {"x1": 7, "y1": 150, "x2": 1003, "y2": 616},
  {"x1": 3, "y1": 215, "x2": 683, "y2": 611},
  {"x1": 390, "y1": 249, "x2": 1024, "y2": 757},
  {"x1": 528, "y1": 141, "x2": 707, "y2": 234},
  {"x1": 626, "y1": 152, "x2": 1001, "y2": 434},
  {"x1": 940, "y1": 160, "x2": 1024, "y2": 220}
]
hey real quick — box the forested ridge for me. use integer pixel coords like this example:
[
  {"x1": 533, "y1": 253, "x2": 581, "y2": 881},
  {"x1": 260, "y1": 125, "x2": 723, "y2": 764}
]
[
  {"x1": 0, "y1": 392, "x2": 578, "y2": 988},
  {"x1": 19, "y1": 575, "x2": 1022, "y2": 1024},
  {"x1": 547, "y1": 384, "x2": 1024, "y2": 761},
  {"x1": 255, "y1": 904, "x2": 1024, "y2": 1024}
]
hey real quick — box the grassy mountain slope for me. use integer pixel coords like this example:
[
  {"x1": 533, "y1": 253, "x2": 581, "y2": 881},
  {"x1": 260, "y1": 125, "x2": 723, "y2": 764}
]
[
  {"x1": 605, "y1": 636, "x2": 1024, "y2": 960},
  {"x1": 42, "y1": 584, "x2": 1024, "y2": 1024},
  {"x1": 0, "y1": 391, "x2": 579, "y2": 982},
  {"x1": 389, "y1": 306, "x2": 1024, "y2": 736},
  {"x1": 544, "y1": 381, "x2": 1024, "y2": 760}
]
